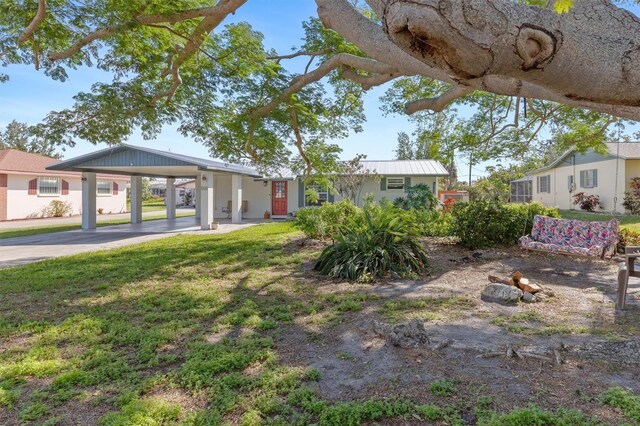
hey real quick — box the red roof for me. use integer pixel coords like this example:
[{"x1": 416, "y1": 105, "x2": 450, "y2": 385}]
[{"x1": 0, "y1": 149, "x2": 127, "y2": 180}]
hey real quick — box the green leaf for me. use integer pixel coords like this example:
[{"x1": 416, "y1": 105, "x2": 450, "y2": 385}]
[{"x1": 554, "y1": 0, "x2": 574, "y2": 14}]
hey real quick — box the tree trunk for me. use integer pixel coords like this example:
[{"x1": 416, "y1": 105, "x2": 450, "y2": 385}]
[{"x1": 370, "y1": 0, "x2": 640, "y2": 111}]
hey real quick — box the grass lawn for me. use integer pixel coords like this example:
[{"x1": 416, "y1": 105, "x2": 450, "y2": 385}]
[
  {"x1": 559, "y1": 209, "x2": 640, "y2": 232},
  {"x1": 1, "y1": 223, "x2": 639, "y2": 425},
  {"x1": 125, "y1": 199, "x2": 170, "y2": 213},
  {"x1": 0, "y1": 211, "x2": 195, "y2": 240}
]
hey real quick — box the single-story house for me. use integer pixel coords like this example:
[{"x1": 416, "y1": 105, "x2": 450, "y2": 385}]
[
  {"x1": 0, "y1": 149, "x2": 129, "y2": 221},
  {"x1": 437, "y1": 190, "x2": 470, "y2": 204},
  {"x1": 46, "y1": 144, "x2": 449, "y2": 230},
  {"x1": 520, "y1": 142, "x2": 640, "y2": 211},
  {"x1": 175, "y1": 179, "x2": 196, "y2": 206}
]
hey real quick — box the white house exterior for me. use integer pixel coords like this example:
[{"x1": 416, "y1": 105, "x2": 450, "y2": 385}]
[
  {"x1": 47, "y1": 145, "x2": 449, "y2": 230},
  {"x1": 0, "y1": 149, "x2": 129, "y2": 221},
  {"x1": 526, "y1": 142, "x2": 640, "y2": 212}
]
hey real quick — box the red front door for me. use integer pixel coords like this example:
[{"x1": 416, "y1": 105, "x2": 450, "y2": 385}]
[{"x1": 272, "y1": 181, "x2": 288, "y2": 215}]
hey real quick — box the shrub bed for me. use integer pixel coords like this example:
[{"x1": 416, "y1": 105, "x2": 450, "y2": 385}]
[
  {"x1": 295, "y1": 200, "x2": 358, "y2": 240},
  {"x1": 314, "y1": 202, "x2": 429, "y2": 282},
  {"x1": 450, "y1": 201, "x2": 559, "y2": 249}
]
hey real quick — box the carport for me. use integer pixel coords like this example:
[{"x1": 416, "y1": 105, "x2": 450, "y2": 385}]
[{"x1": 47, "y1": 144, "x2": 262, "y2": 231}]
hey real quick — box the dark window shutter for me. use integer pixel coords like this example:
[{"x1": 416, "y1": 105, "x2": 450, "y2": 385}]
[
  {"x1": 28, "y1": 178, "x2": 37, "y2": 195},
  {"x1": 404, "y1": 177, "x2": 411, "y2": 193},
  {"x1": 580, "y1": 171, "x2": 586, "y2": 188},
  {"x1": 592, "y1": 169, "x2": 598, "y2": 188},
  {"x1": 113, "y1": 182, "x2": 119, "y2": 195},
  {"x1": 380, "y1": 177, "x2": 387, "y2": 191},
  {"x1": 536, "y1": 176, "x2": 540, "y2": 194},
  {"x1": 61, "y1": 179, "x2": 69, "y2": 195},
  {"x1": 328, "y1": 189, "x2": 335, "y2": 203},
  {"x1": 298, "y1": 179, "x2": 305, "y2": 208}
]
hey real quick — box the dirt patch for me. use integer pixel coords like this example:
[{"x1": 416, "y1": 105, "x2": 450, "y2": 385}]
[{"x1": 275, "y1": 241, "x2": 640, "y2": 422}]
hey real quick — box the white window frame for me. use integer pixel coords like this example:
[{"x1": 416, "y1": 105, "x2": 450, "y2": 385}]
[
  {"x1": 37, "y1": 177, "x2": 61, "y2": 197},
  {"x1": 538, "y1": 175, "x2": 551, "y2": 193},
  {"x1": 304, "y1": 184, "x2": 328, "y2": 207},
  {"x1": 97, "y1": 180, "x2": 113, "y2": 196},
  {"x1": 386, "y1": 177, "x2": 405, "y2": 190},
  {"x1": 583, "y1": 169, "x2": 597, "y2": 188}
]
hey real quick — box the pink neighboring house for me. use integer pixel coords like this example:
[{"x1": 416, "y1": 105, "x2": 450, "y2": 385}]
[{"x1": 0, "y1": 149, "x2": 130, "y2": 221}]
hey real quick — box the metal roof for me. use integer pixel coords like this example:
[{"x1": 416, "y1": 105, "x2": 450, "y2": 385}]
[
  {"x1": 258, "y1": 160, "x2": 449, "y2": 180},
  {"x1": 47, "y1": 144, "x2": 261, "y2": 178},
  {"x1": 358, "y1": 160, "x2": 448, "y2": 176},
  {"x1": 533, "y1": 142, "x2": 640, "y2": 173}
]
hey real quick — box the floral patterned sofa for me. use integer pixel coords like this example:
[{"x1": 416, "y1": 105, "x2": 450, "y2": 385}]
[{"x1": 519, "y1": 215, "x2": 619, "y2": 258}]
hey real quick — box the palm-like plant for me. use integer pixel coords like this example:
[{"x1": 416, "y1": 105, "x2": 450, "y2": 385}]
[{"x1": 314, "y1": 203, "x2": 429, "y2": 282}]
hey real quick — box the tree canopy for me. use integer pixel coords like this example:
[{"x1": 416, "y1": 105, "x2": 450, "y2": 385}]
[{"x1": 0, "y1": 0, "x2": 638, "y2": 173}]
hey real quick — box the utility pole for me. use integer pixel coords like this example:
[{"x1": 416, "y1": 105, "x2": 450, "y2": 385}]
[{"x1": 468, "y1": 152, "x2": 473, "y2": 186}]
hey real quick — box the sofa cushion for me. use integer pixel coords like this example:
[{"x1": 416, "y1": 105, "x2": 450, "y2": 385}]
[
  {"x1": 588, "y1": 219, "x2": 619, "y2": 248},
  {"x1": 539, "y1": 217, "x2": 560, "y2": 244},
  {"x1": 530, "y1": 215, "x2": 545, "y2": 241},
  {"x1": 520, "y1": 239, "x2": 601, "y2": 257},
  {"x1": 566, "y1": 219, "x2": 590, "y2": 248}
]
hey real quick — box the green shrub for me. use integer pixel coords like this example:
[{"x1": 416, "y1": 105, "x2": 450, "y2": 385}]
[
  {"x1": 408, "y1": 209, "x2": 454, "y2": 237},
  {"x1": 618, "y1": 228, "x2": 640, "y2": 252},
  {"x1": 450, "y1": 201, "x2": 559, "y2": 249},
  {"x1": 295, "y1": 200, "x2": 358, "y2": 240},
  {"x1": 314, "y1": 203, "x2": 428, "y2": 281},
  {"x1": 43, "y1": 200, "x2": 73, "y2": 217},
  {"x1": 601, "y1": 386, "x2": 640, "y2": 422},
  {"x1": 393, "y1": 183, "x2": 438, "y2": 211}
]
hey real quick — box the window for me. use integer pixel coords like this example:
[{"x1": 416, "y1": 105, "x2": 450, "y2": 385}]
[
  {"x1": 386, "y1": 177, "x2": 405, "y2": 190},
  {"x1": 97, "y1": 180, "x2": 112, "y2": 196},
  {"x1": 305, "y1": 184, "x2": 328, "y2": 207},
  {"x1": 580, "y1": 169, "x2": 598, "y2": 188},
  {"x1": 537, "y1": 175, "x2": 551, "y2": 193},
  {"x1": 568, "y1": 175, "x2": 575, "y2": 192},
  {"x1": 38, "y1": 177, "x2": 60, "y2": 196}
]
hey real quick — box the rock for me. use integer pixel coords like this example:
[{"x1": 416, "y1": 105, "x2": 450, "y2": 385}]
[
  {"x1": 512, "y1": 271, "x2": 524, "y2": 282},
  {"x1": 522, "y1": 292, "x2": 535, "y2": 303},
  {"x1": 534, "y1": 293, "x2": 549, "y2": 302},
  {"x1": 518, "y1": 278, "x2": 542, "y2": 294},
  {"x1": 372, "y1": 319, "x2": 430, "y2": 349},
  {"x1": 481, "y1": 283, "x2": 523, "y2": 304}
]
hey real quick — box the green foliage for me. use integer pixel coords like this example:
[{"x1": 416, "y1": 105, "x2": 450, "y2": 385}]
[
  {"x1": 429, "y1": 379, "x2": 457, "y2": 397},
  {"x1": 600, "y1": 387, "x2": 640, "y2": 422},
  {"x1": 100, "y1": 398, "x2": 183, "y2": 426},
  {"x1": 618, "y1": 227, "x2": 640, "y2": 252},
  {"x1": 314, "y1": 202, "x2": 429, "y2": 281},
  {"x1": 0, "y1": 120, "x2": 61, "y2": 158},
  {"x1": 572, "y1": 192, "x2": 602, "y2": 212},
  {"x1": 477, "y1": 406, "x2": 601, "y2": 426},
  {"x1": 623, "y1": 177, "x2": 640, "y2": 214},
  {"x1": 450, "y1": 201, "x2": 559, "y2": 249},
  {"x1": 393, "y1": 183, "x2": 438, "y2": 211},
  {"x1": 43, "y1": 200, "x2": 73, "y2": 218},
  {"x1": 295, "y1": 200, "x2": 359, "y2": 240}
]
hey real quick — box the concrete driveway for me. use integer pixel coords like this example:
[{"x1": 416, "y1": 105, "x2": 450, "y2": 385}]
[{"x1": 0, "y1": 217, "x2": 259, "y2": 269}]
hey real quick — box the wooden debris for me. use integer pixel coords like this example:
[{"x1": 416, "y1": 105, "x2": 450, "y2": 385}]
[{"x1": 554, "y1": 349, "x2": 563, "y2": 366}]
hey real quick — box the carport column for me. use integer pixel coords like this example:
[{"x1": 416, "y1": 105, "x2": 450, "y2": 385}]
[
  {"x1": 231, "y1": 174, "x2": 243, "y2": 224},
  {"x1": 194, "y1": 175, "x2": 201, "y2": 220},
  {"x1": 130, "y1": 176, "x2": 143, "y2": 224},
  {"x1": 166, "y1": 177, "x2": 176, "y2": 220},
  {"x1": 81, "y1": 172, "x2": 97, "y2": 230},
  {"x1": 200, "y1": 171, "x2": 215, "y2": 230}
]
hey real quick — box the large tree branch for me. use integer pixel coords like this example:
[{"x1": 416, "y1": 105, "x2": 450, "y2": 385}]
[
  {"x1": 288, "y1": 106, "x2": 313, "y2": 178},
  {"x1": 366, "y1": 0, "x2": 640, "y2": 119},
  {"x1": 340, "y1": 68, "x2": 403, "y2": 90},
  {"x1": 247, "y1": 53, "x2": 401, "y2": 121},
  {"x1": 18, "y1": 0, "x2": 46, "y2": 44},
  {"x1": 405, "y1": 85, "x2": 473, "y2": 114}
]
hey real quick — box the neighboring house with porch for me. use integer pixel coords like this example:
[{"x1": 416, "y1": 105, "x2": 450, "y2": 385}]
[
  {"x1": 47, "y1": 144, "x2": 449, "y2": 230},
  {"x1": 0, "y1": 149, "x2": 129, "y2": 221},
  {"x1": 518, "y1": 142, "x2": 640, "y2": 212}
]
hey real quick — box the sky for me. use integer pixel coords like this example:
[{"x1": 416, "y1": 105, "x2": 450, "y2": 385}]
[{"x1": 1, "y1": 1, "x2": 639, "y2": 182}]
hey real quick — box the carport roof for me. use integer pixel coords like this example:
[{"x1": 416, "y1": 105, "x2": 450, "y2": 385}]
[{"x1": 47, "y1": 144, "x2": 261, "y2": 178}]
